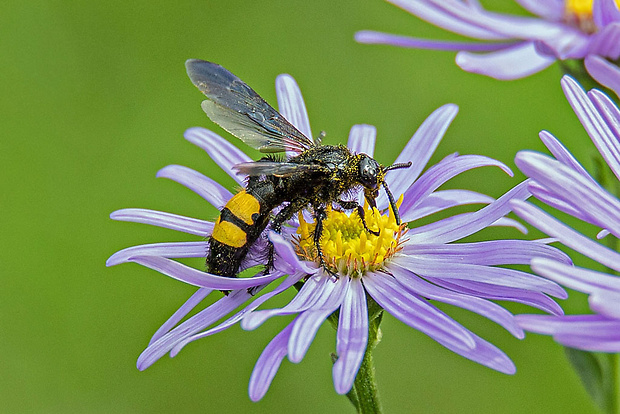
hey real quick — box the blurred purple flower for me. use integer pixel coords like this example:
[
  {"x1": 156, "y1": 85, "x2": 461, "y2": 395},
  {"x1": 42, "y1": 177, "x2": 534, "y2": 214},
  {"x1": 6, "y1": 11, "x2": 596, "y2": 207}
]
[
  {"x1": 511, "y1": 75, "x2": 620, "y2": 352},
  {"x1": 108, "y1": 73, "x2": 568, "y2": 400},
  {"x1": 356, "y1": 0, "x2": 620, "y2": 80},
  {"x1": 585, "y1": 54, "x2": 620, "y2": 97}
]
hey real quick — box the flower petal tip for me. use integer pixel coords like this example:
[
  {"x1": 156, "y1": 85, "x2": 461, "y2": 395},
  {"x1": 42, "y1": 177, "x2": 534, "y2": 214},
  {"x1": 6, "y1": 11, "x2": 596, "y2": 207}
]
[
  {"x1": 155, "y1": 165, "x2": 175, "y2": 178},
  {"x1": 442, "y1": 103, "x2": 459, "y2": 115},
  {"x1": 502, "y1": 362, "x2": 517, "y2": 375},
  {"x1": 105, "y1": 253, "x2": 123, "y2": 267}
]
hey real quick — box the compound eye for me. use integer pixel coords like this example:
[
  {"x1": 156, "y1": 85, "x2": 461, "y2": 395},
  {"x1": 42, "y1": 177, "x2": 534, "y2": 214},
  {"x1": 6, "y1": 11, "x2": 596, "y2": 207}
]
[{"x1": 359, "y1": 157, "x2": 379, "y2": 188}]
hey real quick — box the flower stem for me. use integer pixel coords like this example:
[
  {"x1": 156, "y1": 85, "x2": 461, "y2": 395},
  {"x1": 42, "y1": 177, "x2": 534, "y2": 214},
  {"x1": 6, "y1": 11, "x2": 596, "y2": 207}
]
[
  {"x1": 613, "y1": 353, "x2": 619, "y2": 414},
  {"x1": 347, "y1": 312, "x2": 383, "y2": 414},
  {"x1": 329, "y1": 300, "x2": 384, "y2": 414}
]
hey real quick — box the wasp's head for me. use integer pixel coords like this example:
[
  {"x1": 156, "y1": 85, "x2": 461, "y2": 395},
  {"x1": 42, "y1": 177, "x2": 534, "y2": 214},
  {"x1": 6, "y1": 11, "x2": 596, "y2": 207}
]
[
  {"x1": 357, "y1": 155, "x2": 383, "y2": 208},
  {"x1": 357, "y1": 154, "x2": 412, "y2": 225}
]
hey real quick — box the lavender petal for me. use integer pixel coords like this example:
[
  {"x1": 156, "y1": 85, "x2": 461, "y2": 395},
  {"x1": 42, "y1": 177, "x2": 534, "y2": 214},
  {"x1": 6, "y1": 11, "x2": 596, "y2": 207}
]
[
  {"x1": 275, "y1": 74, "x2": 313, "y2": 140},
  {"x1": 585, "y1": 56, "x2": 620, "y2": 99},
  {"x1": 348, "y1": 124, "x2": 377, "y2": 206},
  {"x1": 562, "y1": 75, "x2": 620, "y2": 179},
  {"x1": 355, "y1": 31, "x2": 516, "y2": 51},
  {"x1": 248, "y1": 322, "x2": 295, "y2": 402},
  {"x1": 589, "y1": 289, "x2": 620, "y2": 318},
  {"x1": 593, "y1": 0, "x2": 620, "y2": 28},
  {"x1": 401, "y1": 239, "x2": 571, "y2": 266},
  {"x1": 516, "y1": 314, "x2": 620, "y2": 351},
  {"x1": 554, "y1": 335, "x2": 620, "y2": 352},
  {"x1": 365, "y1": 272, "x2": 515, "y2": 373},
  {"x1": 241, "y1": 274, "x2": 333, "y2": 330},
  {"x1": 589, "y1": 89, "x2": 620, "y2": 178},
  {"x1": 288, "y1": 276, "x2": 348, "y2": 363},
  {"x1": 363, "y1": 272, "x2": 476, "y2": 352},
  {"x1": 431, "y1": 278, "x2": 564, "y2": 315},
  {"x1": 387, "y1": 0, "x2": 512, "y2": 40},
  {"x1": 456, "y1": 42, "x2": 555, "y2": 80},
  {"x1": 333, "y1": 278, "x2": 368, "y2": 395},
  {"x1": 397, "y1": 256, "x2": 565, "y2": 297},
  {"x1": 156, "y1": 165, "x2": 232, "y2": 209},
  {"x1": 407, "y1": 180, "x2": 528, "y2": 244},
  {"x1": 531, "y1": 258, "x2": 620, "y2": 293},
  {"x1": 170, "y1": 272, "x2": 303, "y2": 356},
  {"x1": 514, "y1": 0, "x2": 564, "y2": 21},
  {"x1": 391, "y1": 265, "x2": 523, "y2": 337},
  {"x1": 269, "y1": 231, "x2": 319, "y2": 275},
  {"x1": 517, "y1": 314, "x2": 619, "y2": 334},
  {"x1": 412, "y1": 0, "x2": 568, "y2": 39},
  {"x1": 451, "y1": 332, "x2": 517, "y2": 374},
  {"x1": 489, "y1": 217, "x2": 528, "y2": 233},
  {"x1": 405, "y1": 189, "x2": 494, "y2": 221},
  {"x1": 107, "y1": 241, "x2": 209, "y2": 267},
  {"x1": 184, "y1": 127, "x2": 250, "y2": 184},
  {"x1": 598, "y1": 229, "x2": 611, "y2": 239},
  {"x1": 149, "y1": 288, "x2": 213, "y2": 345},
  {"x1": 539, "y1": 130, "x2": 595, "y2": 183},
  {"x1": 377, "y1": 104, "x2": 458, "y2": 209},
  {"x1": 511, "y1": 200, "x2": 620, "y2": 273},
  {"x1": 589, "y1": 23, "x2": 620, "y2": 59},
  {"x1": 126, "y1": 256, "x2": 283, "y2": 289},
  {"x1": 527, "y1": 181, "x2": 595, "y2": 223},
  {"x1": 137, "y1": 289, "x2": 251, "y2": 370},
  {"x1": 347, "y1": 124, "x2": 376, "y2": 157},
  {"x1": 400, "y1": 153, "x2": 511, "y2": 219},
  {"x1": 110, "y1": 208, "x2": 213, "y2": 237},
  {"x1": 516, "y1": 151, "x2": 620, "y2": 236}
]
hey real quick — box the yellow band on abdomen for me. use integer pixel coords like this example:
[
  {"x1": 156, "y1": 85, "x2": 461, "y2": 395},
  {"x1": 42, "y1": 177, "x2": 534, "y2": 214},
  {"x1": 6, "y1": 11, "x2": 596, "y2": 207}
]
[
  {"x1": 211, "y1": 217, "x2": 247, "y2": 248},
  {"x1": 226, "y1": 190, "x2": 260, "y2": 225}
]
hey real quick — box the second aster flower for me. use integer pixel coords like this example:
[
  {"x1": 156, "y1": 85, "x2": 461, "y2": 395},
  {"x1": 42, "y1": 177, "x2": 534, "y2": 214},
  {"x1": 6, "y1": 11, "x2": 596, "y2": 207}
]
[
  {"x1": 356, "y1": 0, "x2": 620, "y2": 81},
  {"x1": 511, "y1": 75, "x2": 620, "y2": 352}
]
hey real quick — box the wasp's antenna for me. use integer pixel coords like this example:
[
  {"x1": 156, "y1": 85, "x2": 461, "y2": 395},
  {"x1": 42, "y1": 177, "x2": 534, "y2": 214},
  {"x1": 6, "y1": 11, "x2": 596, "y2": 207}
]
[
  {"x1": 315, "y1": 130, "x2": 326, "y2": 146},
  {"x1": 384, "y1": 161, "x2": 412, "y2": 172},
  {"x1": 382, "y1": 181, "x2": 402, "y2": 225}
]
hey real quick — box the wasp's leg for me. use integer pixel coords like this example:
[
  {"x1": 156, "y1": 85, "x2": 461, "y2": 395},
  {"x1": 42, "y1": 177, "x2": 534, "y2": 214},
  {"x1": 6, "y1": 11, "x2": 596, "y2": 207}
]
[
  {"x1": 337, "y1": 199, "x2": 380, "y2": 236},
  {"x1": 312, "y1": 205, "x2": 336, "y2": 277},
  {"x1": 263, "y1": 200, "x2": 307, "y2": 274}
]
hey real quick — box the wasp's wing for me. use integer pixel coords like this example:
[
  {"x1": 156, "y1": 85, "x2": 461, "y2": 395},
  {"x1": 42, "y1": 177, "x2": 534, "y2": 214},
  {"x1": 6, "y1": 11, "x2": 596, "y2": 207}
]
[
  {"x1": 234, "y1": 161, "x2": 326, "y2": 177},
  {"x1": 186, "y1": 59, "x2": 316, "y2": 154}
]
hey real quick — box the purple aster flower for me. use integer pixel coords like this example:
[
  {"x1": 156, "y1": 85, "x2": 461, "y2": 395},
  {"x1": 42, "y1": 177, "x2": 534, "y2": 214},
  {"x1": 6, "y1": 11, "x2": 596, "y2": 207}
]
[
  {"x1": 511, "y1": 75, "x2": 620, "y2": 352},
  {"x1": 108, "y1": 72, "x2": 569, "y2": 401},
  {"x1": 585, "y1": 54, "x2": 620, "y2": 97},
  {"x1": 356, "y1": 0, "x2": 620, "y2": 80}
]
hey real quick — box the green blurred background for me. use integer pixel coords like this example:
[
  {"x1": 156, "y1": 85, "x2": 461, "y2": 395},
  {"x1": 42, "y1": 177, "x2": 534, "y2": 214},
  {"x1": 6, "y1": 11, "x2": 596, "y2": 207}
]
[{"x1": 1, "y1": 0, "x2": 604, "y2": 412}]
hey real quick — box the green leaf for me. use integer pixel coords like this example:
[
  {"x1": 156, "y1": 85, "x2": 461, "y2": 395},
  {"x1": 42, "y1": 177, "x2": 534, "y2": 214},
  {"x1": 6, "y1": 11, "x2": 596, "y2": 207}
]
[{"x1": 564, "y1": 347, "x2": 618, "y2": 414}]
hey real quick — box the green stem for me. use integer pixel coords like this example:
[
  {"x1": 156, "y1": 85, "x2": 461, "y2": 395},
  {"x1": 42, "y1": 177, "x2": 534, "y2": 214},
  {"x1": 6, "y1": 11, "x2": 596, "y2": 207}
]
[
  {"x1": 347, "y1": 348, "x2": 381, "y2": 413},
  {"x1": 329, "y1": 299, "x2": 384, "y2": 414},
  {"x1": 613, "y1": 354, "x2": 619, "y2": 414},
  {"x1": 346, "y1": 312, "x2": 383, "y2": 414}
]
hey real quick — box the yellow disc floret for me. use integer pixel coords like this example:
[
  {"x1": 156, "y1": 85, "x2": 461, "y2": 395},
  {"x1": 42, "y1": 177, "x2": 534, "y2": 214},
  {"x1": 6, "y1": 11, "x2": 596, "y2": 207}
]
[
  {"x1": 294, "y1": 196, "x2": 407, "y2": 277},
  {"x1": 565, "y1": 0, "x2": 620, "y2": 32},
  {"x1": 566, "y1": 0, "x2": 620, "y2": 15}
]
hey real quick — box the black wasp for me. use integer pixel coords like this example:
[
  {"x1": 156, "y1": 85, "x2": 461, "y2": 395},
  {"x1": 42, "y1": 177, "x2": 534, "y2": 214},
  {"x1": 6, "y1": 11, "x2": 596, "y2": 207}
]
[{"x1": 186, "y1": 59, "x2": 411, "y2": 278}]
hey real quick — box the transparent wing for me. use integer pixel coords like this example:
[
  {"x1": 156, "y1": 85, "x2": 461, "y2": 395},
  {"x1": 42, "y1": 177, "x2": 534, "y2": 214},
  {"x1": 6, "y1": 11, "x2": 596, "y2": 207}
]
[
  {"x1": 234, "y1": 161, "x2": 326, "y2": 177},
  {"x1": 186, "y1": 59, "x2": 316, "y2": 154}
]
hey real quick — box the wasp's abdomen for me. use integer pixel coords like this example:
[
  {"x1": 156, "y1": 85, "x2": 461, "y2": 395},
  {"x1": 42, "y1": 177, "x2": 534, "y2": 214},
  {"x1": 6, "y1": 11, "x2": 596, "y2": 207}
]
[
  {"x1": 207, "y1": 188, "x2": 271, "y2": 278},
  {"x1": 211, "y1": 190, "x2": 260, "y2": 247}
]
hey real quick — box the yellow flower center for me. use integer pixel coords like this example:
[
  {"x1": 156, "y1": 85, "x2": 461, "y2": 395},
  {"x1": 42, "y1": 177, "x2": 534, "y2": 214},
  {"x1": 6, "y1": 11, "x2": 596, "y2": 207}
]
[
  {"x1": 294, "y1": 197, "x2": 407, "y2": 277},
  {"x1": 566, "y1": 0, "x2": 620, "y2": 14},
  {"x1": 565, "y1": 0, "x2": 620, "y2": 32}
]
